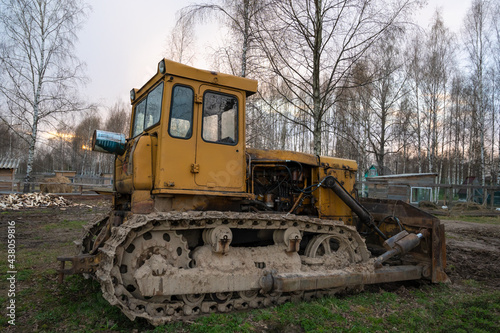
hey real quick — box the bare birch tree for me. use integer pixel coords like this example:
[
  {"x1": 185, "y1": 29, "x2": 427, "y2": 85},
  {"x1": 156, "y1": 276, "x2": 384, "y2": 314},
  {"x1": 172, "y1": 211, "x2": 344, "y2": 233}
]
[
  {"x1": 105, "y1": 101, "x2": 130, "y2": 135},
  {"x1": 72, "y1": 112, "x2": 100, "y2": 175},
  {"x1": 179, "y1": 0, "x2": 267, "y2": 77},
  {"x1": 406, "y1": 32, "x2": 424, "y2": 173},
  {"x1": 421, "y1": 11, "x2": 454, "y2": 199},
  {"x1": 489, "y1": 3, "x2": 500, "y2": 184},
  {"x1": 365, "y1": 30, "x2": 409, "y2": 174},
  {"x1": 257, "y1": 0, "x2": 419, "y2": 155},
  {"x1": 165, "y1": 13, "x2": 196, "y2": 65},
  {"x1": 463, "y1": 0, "x2": 493, "y2": 187},
  {"x1": 0, "y1": 0, "x2": 89, "y2": 192},
  {"x1": 449, "y1": 74, "x2": 468, "y2": 186}
]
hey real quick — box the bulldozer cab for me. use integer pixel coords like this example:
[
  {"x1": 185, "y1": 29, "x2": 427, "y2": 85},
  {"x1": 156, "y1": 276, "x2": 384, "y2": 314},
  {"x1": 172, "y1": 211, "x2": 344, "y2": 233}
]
[{"x1": 126, "y1": 59, "x2": 257, "y2": 197}]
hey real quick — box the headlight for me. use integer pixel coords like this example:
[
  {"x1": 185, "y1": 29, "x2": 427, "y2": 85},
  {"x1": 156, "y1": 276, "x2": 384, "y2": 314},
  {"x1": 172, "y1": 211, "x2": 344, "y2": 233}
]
[
  {"x1": 158, "y1": 59, "x2": 166, "y2": 74},
  {"x1": 130, "y1": 89, "x2": 136, "y2": 101}
]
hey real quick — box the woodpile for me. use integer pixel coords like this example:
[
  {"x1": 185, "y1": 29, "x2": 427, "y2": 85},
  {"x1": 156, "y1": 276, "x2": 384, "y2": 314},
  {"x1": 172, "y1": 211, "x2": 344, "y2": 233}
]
[{"x1": 0, "y1": 193, "x2": 85, "y2": 210}]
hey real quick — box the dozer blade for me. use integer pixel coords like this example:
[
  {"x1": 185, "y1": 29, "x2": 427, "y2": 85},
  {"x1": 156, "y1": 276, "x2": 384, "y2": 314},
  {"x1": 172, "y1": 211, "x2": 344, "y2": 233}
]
[{"x1": 360, "y1": 198, "x2": 449, "y2": 283}]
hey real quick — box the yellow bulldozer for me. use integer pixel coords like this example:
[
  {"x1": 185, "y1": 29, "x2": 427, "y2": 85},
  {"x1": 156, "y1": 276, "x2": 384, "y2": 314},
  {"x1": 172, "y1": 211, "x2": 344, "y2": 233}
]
[{"x1": 58, "y1": 59, "x2": 448, "y2": 326}]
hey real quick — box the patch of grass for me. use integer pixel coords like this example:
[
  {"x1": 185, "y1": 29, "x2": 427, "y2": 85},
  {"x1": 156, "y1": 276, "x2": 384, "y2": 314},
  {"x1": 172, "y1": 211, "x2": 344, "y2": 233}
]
[
  {"x1": 462, "y1": 279, "x2": 482, "y2": 287},
  {"x1": 15, "y1": 248, "x2": 62, "y2": 270},
  {"x1": 1, "y1": 270, "x2": 499, "y2": 333},
  {"x1": 16, "y1": 275, "x2": 141, "y2": 331},
  {"x1": 430, "y1": 293, "x2": 500, "y2": 332},
  {"x1": 16, "y1": 270, "x2": 32, "y2": 281},
  {"x1": 187, "y1": 313, "x2": 253, "y2": 333},
  {"x1": 2, "y1": 208, "x2": 55, "y2": 215},
  {"x1": 43, "y1": 219, "x2": 86, "y2": 231},
  {"x1": 42, "y1": 223, "x2": 59, "y2": 231}
]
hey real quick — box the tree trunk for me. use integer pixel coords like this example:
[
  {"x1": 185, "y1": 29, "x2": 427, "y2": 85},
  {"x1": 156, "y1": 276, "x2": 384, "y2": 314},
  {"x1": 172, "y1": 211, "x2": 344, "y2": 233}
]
[
  {"x1": 23, "y1": 135, "x2": 36, "y2": 193},
  {"x1": 416, "y1": 83, "x2": 422, "y2": 173},
  {"x1": 240, "y1": 0, "x2": 250, "y2": 77},
  {"x1": 313, "y1": 115, "x2": 322, "y2": 155},
  {"x1": 311, "y1": 0, "x2": 323, "y2": 156}
]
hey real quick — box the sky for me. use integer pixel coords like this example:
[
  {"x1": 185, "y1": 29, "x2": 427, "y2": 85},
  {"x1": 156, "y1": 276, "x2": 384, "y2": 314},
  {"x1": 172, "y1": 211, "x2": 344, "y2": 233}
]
[{"x1": 75, "y1": 0, "x2": 474, "y2": 113}]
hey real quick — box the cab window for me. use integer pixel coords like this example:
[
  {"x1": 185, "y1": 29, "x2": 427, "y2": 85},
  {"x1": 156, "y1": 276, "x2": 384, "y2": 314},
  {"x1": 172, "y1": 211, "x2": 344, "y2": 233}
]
[
  {"x1": 202, "y1": 92, "x2": 238, "y2": 145},
  {"x1": 132, "y1": 82, "x2": 164, "y2": 137},
  {"x1": 169, "y1": 85, "x2": 194, "y2": 139},
  {"x1": 132, "y1": 100, "x2": 146, "y2": 137}
]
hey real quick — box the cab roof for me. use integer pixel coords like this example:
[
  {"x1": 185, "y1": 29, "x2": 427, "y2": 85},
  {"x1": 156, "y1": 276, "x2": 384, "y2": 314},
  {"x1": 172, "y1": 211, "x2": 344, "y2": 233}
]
[{"x1": 132, "y1": 59, "x2": 258, "y2": 102}]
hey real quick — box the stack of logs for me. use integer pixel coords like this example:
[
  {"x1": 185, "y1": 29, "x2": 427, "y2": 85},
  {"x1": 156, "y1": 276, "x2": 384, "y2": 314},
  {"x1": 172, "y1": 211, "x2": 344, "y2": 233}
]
[{"x1": 0, "y1": 193, "x2": 86, "y2": 210}]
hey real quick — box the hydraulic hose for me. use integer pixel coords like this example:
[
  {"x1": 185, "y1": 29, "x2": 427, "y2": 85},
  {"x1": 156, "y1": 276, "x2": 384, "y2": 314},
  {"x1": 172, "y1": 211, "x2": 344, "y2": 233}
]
[{"x1": 321, "y1": 176, "x2": 387, "y2": 240}]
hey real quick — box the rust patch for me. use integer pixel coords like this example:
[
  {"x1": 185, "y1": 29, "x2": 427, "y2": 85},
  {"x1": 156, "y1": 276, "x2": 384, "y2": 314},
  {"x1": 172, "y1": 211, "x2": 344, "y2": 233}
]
[{"x1": 131, "y1": 190, "x2": 154, "y2": 214}]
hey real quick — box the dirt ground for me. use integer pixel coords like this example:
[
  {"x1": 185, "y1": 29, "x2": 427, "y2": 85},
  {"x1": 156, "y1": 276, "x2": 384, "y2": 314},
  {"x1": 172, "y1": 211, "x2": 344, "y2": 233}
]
[
  {"x1": 441, "y1": 218, "x2": 500, "y2": 288},
  {"x1": 0, "y1": 196, "x2": 111, "y2": 251}
]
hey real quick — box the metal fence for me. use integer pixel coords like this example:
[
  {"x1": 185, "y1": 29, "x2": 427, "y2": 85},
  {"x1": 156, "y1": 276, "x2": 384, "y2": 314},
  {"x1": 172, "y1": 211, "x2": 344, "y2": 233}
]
[
  {"x1": 356, "y1": 181, "x2": 500, "y2": 208},
  {"x1": 1, "y1": 173, "x2": 113, "y2": 194},
  {"x1": 2, "y1": 174, "x2": 500, "y2": 209}
]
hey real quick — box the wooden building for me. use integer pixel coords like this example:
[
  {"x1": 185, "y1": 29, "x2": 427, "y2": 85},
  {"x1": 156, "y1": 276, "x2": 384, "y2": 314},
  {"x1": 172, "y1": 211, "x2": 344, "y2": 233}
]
[
  {"x1": 364, "y1": 173, "x2": 438, "y2": 204},
  {"x1": 0, "y1": 158, "x2": 20, "y2": 192}
]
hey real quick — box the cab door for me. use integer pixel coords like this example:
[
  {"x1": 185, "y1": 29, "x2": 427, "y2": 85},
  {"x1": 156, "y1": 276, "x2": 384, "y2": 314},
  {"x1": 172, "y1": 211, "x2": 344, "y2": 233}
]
[
  {"x1": 194, "y1": 85, "x2": 246, "y2": 192},
  {"x1": 156, "y1": 82, "x2": 197, "y2": 191}
]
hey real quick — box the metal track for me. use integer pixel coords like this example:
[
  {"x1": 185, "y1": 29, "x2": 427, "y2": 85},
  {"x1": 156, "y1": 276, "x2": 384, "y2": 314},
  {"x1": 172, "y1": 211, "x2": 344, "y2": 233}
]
[
  {"x1": 79, "y1": 211, "x2": 111, "y2": 254},
  {"x1": 95, "y1": 211, "x2": 370, "y2": 326}
]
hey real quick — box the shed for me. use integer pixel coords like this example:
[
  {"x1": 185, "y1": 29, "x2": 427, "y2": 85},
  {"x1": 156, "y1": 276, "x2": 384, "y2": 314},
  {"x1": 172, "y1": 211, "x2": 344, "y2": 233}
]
[
  {"x1": 0, "y1": 158, "x2": 20, "y2": 192},
  {"x1": 365, "y1": 173, "x2": 438, "y2": 203}
]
